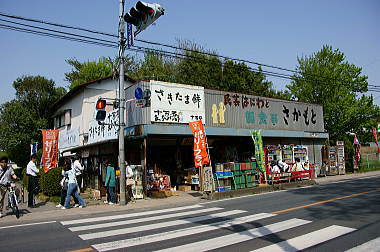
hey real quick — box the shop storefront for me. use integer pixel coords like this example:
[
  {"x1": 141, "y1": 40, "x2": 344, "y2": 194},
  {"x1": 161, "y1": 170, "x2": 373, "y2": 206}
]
[{"x1": 122, "y1": 80, "x2": 328, "y2": 196}]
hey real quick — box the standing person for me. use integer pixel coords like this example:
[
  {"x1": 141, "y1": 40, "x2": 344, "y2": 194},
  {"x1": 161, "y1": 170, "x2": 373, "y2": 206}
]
[
  {"x1": 105, "y1": 161, "x2": 116, "y2": 205},
  {"x1": 26, "y1": 154, "x2": 39, "y2": 208},
  {"x1": 292, "y1": 158, "x2": 304, "y2": 172},
  {"x1": 0, "y1": 156, "x2": 18, "y2": 218},
  {"x1": 72, "y1": 155, "x2": 84, "y2": 193},
  {"x1": 62, "y1": 163, "x2": 86, "y2": 209},
  {"x1": 126, "y1": 162, "x2": 136, "y2": 203},
  {"x1": 56, "y1": 157, "x2": 79, "y2": 208}
]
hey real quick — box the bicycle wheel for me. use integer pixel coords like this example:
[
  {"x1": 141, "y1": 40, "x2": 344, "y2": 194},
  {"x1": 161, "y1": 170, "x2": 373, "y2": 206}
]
[{"x1": 10, "y1": 194, "x2": 20, "y2": 219}]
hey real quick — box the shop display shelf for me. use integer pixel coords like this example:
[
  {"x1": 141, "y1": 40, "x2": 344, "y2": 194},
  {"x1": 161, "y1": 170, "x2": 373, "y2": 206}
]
[
  {"x1": 246, "y1": 182, "x2": 256, "y2": 188},
  {"x1": 215, "y1": 163, "x2": 223, "y2": 172},
  {"x1": 233, "y1": 163, "x2": 241, "y2": 171}
]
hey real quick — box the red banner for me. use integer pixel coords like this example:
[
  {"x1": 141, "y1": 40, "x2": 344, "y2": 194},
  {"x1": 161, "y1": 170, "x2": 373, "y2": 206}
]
[
  {"x1": 372, "y1": 128, "x2": 380, "y2": 153},
  {"x1": 42, "y1": 130, "x2": 59, "y2": 173},
  {"x1": 189, "y1": 120, "x2": 209, "y2": 167}
]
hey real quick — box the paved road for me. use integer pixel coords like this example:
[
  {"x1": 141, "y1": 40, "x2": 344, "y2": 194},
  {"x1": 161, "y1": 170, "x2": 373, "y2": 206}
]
[{"x1": 0, "y1": 175, "x2": 379, "y2": 252}]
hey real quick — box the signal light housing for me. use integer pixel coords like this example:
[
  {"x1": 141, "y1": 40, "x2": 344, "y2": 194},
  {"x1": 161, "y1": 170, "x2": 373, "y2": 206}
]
[{"x1": 124, "y1": 1, "x2": 164, "y2": 35}]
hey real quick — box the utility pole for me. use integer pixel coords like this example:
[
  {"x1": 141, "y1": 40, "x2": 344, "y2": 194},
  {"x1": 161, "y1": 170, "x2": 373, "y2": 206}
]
[{"x1": 118, "y1": 0, "x2": 126, "y2": 205}]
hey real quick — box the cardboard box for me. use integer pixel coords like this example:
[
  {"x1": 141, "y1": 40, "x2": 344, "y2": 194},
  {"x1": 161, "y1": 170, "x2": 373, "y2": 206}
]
[
  {"x1": 93, "y1": 190, "x2": 101, "y2": 200},
  {"x1": 178, "y1": 185, "x2": 191, "y2": 192}
]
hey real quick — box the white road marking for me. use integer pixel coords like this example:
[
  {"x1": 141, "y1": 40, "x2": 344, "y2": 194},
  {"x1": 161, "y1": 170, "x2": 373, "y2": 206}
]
[
  {"x1": 0, "y1": 221, "x2": 57, "y2": 229},
  {"x1": 345, "y1": 236, "x2": 380, "y2": 252},
  {"x1": 60, "y1": 204, "x2": 203, "y2": 225},
  {"x1": 252, "y1": 225, "x2": 356, "y2": 252},
  {"x1": 153, "y1": 218, "x2": 311, "y2": 252},
  {"x1": 91, "y1": 213, "x2": 277, "y2": 251},
  {"x1": 80, "y1": 209, "x2": 246, "y2": 240}
]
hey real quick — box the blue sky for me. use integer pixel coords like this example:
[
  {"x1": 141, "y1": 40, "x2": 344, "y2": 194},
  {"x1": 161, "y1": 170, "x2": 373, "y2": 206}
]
[{"x1": 1, "y1": 0, "x2": 379, "y2": 105}]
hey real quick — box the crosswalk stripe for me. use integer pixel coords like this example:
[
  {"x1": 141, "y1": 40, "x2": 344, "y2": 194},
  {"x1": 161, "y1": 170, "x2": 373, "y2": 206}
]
[
  {"x1": 153, "y1": 218, "x2": 311, "y2": 252},
  {"x1": 345, "y1": 237, "x2": 380, "y2": 252},
  {"x1": 251, "y1": 225, "x2": 356, "y2": 252},
  {"x1": 91, "y1": 212, "x2": 276, "y2": 251},
  {"x1": 78, "y1": 209, "x2": 244, "y2": 239},
  {"x1": 60, "y1": 204, "x2": 203, "y2": 225},
  {"x1": 70, "y1": 207, "x2": 223, "y2": 232}
]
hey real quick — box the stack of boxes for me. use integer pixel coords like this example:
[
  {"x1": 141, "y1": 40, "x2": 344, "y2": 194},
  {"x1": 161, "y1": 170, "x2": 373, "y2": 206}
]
[
  {"x1": 232, "y1": 162, "x2": 257, "y2": 189},
  {"x1": 214, "y1": 163, "x2": 233, "y2": 192}
]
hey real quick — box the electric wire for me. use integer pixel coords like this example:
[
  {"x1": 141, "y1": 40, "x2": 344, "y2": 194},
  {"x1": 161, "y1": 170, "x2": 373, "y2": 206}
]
[{"x1": 0, "y1": 12, "x2": 378, "y2": 94}]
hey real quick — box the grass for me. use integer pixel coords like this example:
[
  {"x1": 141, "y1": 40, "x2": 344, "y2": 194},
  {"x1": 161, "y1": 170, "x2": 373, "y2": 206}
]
[{"x1": 358, "y1": 159, "x2": 380, "y2": 173}]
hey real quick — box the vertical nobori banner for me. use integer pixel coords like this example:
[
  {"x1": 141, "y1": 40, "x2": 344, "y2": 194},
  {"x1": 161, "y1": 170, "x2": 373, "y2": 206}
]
[
  {"x1": 189, "y1": 120, "x2": 210, "y2": 167},
  {"x1": 251, "y1": 130, "x2": 265, "y2": 173},
  {"x1": 41, "y1": 130, "x2": 59, "y2": 173}
]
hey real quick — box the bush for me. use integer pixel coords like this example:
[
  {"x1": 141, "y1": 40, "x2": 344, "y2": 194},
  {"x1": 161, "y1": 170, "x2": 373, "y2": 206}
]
[{"x1": 39, "y1": 167, "x2": 62, "y2": 196}]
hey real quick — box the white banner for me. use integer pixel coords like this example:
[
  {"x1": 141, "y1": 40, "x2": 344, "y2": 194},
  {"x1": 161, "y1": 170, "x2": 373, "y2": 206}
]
[
  {"x1": 150, "y1": 81, "x2": 205, "y2": 124},
  {"x1": 88, "y1": 109, "x2": 119, "y2": 144},
  {"x1": 59, "y1": 127, "x2": 80, "y2": 150}
]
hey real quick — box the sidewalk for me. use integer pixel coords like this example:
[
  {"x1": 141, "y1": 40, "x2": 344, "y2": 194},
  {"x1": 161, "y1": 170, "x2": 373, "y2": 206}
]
[{"x1": 1, "y1": 170, "x2": 379, "y2": 225}]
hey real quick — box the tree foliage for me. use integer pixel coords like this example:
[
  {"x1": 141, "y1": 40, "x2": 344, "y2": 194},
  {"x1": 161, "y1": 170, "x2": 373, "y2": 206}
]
[
  {"x1": 286, "y1": 45, "x2": 380, "y2": 143},
  {"x1": 65, "y1": 57, "x2": 114, "y2": 89},
  {"x1": 128, "y1": 41, "x2": 286, "y2": 98},
  {"x1": 0, "y1": 76, "x2": 65, "y2": 167}
]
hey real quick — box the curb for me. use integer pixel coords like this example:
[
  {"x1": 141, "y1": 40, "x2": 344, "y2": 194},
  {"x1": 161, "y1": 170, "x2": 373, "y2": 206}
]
[{"x1": 206, "y1": 180, "x2": 317, "y2": 200}]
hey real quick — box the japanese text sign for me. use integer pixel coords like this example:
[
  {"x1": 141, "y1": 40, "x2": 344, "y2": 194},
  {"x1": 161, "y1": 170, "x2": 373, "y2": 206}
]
[
  {"x1": 189, "y1": 120, "x2": 210, "y2": 167},
  {"x1": 151, "y1": 81, "x2": 205, "y2": 124},
  {"x1": 42, "y1": 130, "x2": 59, "y2": 173}
]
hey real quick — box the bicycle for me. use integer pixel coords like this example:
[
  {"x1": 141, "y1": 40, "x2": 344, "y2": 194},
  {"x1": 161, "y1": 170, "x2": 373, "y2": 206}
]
[{"x1": 7, "y1": 182, "x2": 20, "y2": 219}]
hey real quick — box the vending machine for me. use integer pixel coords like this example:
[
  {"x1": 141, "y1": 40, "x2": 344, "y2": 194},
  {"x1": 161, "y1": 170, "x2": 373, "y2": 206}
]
[
  {"x1": 327, "y1": 146, "x2": 339, "y2": 175},
  {"x1": 293, "y1": 145, "x2": 309, "y2": 164},
  {"x1": 266, "y1": 145, "x2": 282, "y2": 163},
  {"x1": 336, "y1": 141, "x2": 345, "y2": 175},
  {"x1": 282, "y1": 145, "x2": 294, "y2": 165}
]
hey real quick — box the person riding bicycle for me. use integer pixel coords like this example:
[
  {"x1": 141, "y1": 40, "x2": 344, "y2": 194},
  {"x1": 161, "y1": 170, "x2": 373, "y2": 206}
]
[{"x1": 0, "y1": 156, "x2": 18, "y2": 218}]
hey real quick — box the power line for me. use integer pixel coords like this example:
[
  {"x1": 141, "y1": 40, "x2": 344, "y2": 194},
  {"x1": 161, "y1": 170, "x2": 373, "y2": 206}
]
[
  {"x1": 1, "y1": 12, "x2": 379, "y2": 93},
  {"x1": 0, "y1": 24, "x2": 118, "y2": 48},
  {"x1": 0, "y1": 18, "x2": 118, "y2": 46}
]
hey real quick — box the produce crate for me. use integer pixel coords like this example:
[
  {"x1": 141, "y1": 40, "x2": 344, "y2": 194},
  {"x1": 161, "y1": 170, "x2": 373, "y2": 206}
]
[
  {"x1": 233, "y1": 170, "x2": 242, "y2": 176},
  {"x1": 215, "y1": 163, "x2": 223, "y2": 172},
  {"x1": 233, "y1": 163, "x2": 241, "y2": 171},
  {"x1": 246, "y1": 182, "x2": 255, "y2": 188},
  {"x1": 224, "y1": 186, "x2": 232, "y2": 191},
  {"x1": 223, "y1": 162, "x2": 233, "y2": 172},
  {"x1": 234, "y1": 175, "x2": 242, "y2": 184}
]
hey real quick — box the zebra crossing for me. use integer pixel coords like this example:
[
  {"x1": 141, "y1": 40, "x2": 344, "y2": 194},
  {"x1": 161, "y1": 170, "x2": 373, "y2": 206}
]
[{"x1": 60, "y1": 204, "x2": 357, "y2": 251}]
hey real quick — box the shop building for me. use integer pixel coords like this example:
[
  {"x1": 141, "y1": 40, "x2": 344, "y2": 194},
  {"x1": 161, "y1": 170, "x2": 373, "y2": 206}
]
[{"x1": 53, "y1": 77, "x2": 328, "y2": 197}]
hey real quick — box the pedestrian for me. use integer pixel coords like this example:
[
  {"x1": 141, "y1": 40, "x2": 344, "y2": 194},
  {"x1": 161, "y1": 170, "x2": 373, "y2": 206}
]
[
  {"x1": 126, "y1": 162, "x2": 136, "y2": 203},
  {"x1": 26, "y1": 154, "x2": 39, "y2": 208},
  {"x1": 105, "y1": 161, "x2": 116, "y2": 205},
  {"x1": 72, "y1": 155, "x2": 84, "y2": 193},
  {"x1": 0, "y1": 156, "x2": 18, "y2": 218},
  {"x1": 56, "y1": 157, "x2": 79, "y2": 208},
  {"x1": 278, "y1": 160, "x2": 290, "y2": 172},
  {"x1": 61, "y1": 161, "x2": 86, "y2": 209},
  {"x1": 292, "y1": 158, "x2": 304, "y2": 172}
]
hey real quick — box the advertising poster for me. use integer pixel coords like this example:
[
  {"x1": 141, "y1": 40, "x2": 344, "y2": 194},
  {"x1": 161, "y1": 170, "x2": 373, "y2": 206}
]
[
  {"x1": 41, "y1": 129, "x2": 59, "y2": 173},
  {"x1": 189, "y1": 120, "x2": 209, "y2": 167}
]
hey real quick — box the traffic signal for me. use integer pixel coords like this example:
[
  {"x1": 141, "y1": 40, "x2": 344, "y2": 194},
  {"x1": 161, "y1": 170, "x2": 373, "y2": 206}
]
[
  {"x1": 124, "y1": 1, "x2": 165, "y2": 34},
  {"x1": 95, "y1": 98, "x2": 107, "y2": 123}
]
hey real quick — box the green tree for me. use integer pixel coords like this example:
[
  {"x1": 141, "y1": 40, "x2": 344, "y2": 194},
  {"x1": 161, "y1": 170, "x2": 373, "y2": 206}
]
[
  {"x1": 65, "y1": 57, "x2": 114, "y2": 89},
  {"x1": 0, "y1": 76, "x2": 65, "y2": 167},
  {"x1": 286, "y1": 45, "x2": 380, "y2": 142}
]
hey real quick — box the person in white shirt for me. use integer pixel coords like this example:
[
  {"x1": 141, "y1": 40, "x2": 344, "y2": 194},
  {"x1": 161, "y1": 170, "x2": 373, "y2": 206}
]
[
  {"x1": 26, "y1": 154, "x2": 39, "y2": 208},
  {"x1": 72, "y1": 155, "x2": 84, "y2": 192},
  {"x1": 0, "y1": 156, "x2": 18, "y2": 218},
  {"x1": 278, "y1": 160, "x2": 290, "y2": 172},
  {"x1": 126, "y1": 162, "x2": 136, "y2": 203}
]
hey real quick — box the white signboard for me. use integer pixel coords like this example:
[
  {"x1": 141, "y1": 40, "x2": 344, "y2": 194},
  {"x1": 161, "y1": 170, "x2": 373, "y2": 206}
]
[
  {"x1": 59, "y1": 127, "x2": 80, "y2": 150},
  {"x1": 150, "y1": 81, "x2": 205, "y2": 124},
  {"x1": 88, "y1": 109, "x2": 119, "y2": 144}
]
